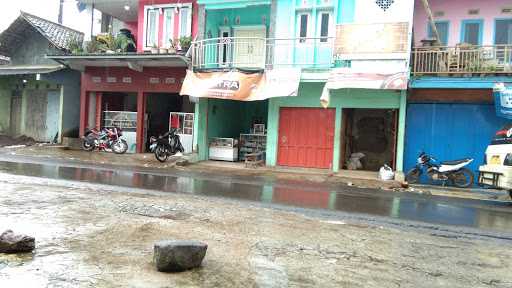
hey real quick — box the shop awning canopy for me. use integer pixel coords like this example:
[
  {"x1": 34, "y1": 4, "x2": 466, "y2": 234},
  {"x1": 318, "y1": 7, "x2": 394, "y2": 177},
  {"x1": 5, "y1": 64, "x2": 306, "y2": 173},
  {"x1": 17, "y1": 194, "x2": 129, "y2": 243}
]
[
  {"x1": 0, "y1": 64, "x2": 65, "y2": 75},
  {"x1": 46, "y1": 54, "x2": 189, "y2": 72}
]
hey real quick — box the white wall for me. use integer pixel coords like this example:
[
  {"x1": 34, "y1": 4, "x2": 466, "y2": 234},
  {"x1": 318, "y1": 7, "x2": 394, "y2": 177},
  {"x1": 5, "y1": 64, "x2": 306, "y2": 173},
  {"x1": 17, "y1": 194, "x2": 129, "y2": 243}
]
[
  {"x1": 354, "y1": 0, "x2": 415, "y2": 23},
  {"x1": 61, "y1": 3, "x2": 103, "y2": 41}
]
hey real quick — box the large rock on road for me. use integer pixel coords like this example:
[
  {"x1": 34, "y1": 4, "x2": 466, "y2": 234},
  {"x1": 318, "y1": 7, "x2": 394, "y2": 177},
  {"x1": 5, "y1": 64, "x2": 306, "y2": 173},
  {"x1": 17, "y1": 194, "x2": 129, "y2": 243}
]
[
  {"x1": 0, "y1": 230, "x2": 35, "y2": 253},
  {"x1": 154, "y1": 240, "x2": 207, "y2": 272}
]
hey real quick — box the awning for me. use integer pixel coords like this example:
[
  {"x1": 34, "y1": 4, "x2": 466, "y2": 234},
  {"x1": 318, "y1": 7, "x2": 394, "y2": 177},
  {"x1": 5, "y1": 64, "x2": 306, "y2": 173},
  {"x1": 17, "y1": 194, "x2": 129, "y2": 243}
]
[
  {"x1": 46, "y1": 53, "x2": 189, "y2": 72},
  {"x1": 180, "y1": 68, "x2": 301, "y2": 101},
  {"x1": 0, "y1": 64, "x2": 65, "y2": 75},
  {"x1": 320, "y1": 69, "x2": 408, "y2": 107}
]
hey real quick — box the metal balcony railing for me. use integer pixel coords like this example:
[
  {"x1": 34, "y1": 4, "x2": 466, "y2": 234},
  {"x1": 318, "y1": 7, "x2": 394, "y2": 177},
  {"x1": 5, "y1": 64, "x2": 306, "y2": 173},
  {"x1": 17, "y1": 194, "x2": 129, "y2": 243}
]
[
  {"x1": 412, "y1": 45, "x2": 512, "y2": 76},
  {"x1": 191, "y1": 37, "x2": 335, "y2": 70}
]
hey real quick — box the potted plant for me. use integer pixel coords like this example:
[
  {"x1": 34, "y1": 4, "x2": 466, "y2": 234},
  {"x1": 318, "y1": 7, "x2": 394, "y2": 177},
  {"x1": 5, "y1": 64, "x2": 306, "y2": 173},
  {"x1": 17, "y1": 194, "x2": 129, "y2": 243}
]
[
  {"x1": 151, "y1": 43, "x2": 159, "y2": 54},
  {"x1": 68, "y1": 37, "x2": 83, "y2": 54},
  {"x1": 178, "y1": 36, "x2": 192, "y2": 52},
  {"x1": 168, "y1": 38, "x2": 177, "y2": 54}
]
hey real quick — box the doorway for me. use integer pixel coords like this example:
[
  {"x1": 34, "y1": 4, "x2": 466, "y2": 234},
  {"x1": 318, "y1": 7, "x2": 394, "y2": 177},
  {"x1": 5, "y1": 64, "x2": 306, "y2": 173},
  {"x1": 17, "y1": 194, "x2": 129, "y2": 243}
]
[
  {"x1": 9, "y1": 91, "x2": 22, "y2": 136},
  {"x1": 341, "y1": 109, "x2": 398, "y2": 171},
  {"x1": 145, "y1": 93, "x2": 195, "y2": 152},
  {"x1": 233, "y1": 26, "x2": 266, "y2": 68}
]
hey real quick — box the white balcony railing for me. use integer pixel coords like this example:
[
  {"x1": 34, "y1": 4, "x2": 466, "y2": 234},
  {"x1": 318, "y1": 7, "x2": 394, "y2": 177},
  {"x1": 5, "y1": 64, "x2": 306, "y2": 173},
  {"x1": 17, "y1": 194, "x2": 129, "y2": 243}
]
[
  {"x1": 412, "y1": 45, "x2": 512, "y2": 76},
  {"x1": 191, "y1": 37, "x2": 335, "y2": 70}
]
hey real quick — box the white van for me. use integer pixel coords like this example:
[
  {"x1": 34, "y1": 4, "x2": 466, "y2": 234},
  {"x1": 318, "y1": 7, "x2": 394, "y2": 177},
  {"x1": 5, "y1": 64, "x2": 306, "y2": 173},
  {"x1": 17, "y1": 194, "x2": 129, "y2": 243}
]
[{"x1": 478, "y1": 125, "x2": 512, "y2": 199}]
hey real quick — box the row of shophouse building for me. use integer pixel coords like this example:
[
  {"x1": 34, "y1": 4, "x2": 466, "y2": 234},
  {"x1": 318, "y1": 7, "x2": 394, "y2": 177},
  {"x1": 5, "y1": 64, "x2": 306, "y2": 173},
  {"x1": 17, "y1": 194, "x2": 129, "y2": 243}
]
[{"x1": 0, "y1": 0, "x2": 511, "y2": 179}]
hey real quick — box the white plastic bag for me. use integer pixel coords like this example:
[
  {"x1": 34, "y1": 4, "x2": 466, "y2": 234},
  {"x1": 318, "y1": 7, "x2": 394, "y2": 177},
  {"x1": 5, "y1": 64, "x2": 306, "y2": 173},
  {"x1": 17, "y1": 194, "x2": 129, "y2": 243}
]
[{"x1": 379, "y1": 164, "x2": 395, "y2": 181}]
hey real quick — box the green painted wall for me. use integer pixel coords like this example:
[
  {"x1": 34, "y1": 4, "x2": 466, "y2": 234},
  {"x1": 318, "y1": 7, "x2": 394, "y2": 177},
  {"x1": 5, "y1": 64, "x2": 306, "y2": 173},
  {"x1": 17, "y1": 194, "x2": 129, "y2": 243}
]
[
  {"x1": 204, "y1": 5, "x2": 271, "y2": 39},
  {"x1": 0, "y1": 77, "x2": 14, "y2": 133},
  {"x1": 265, "y1": 82, "x2": 404, "y2": 172},
  {"x1": 197, "y1": 98, "x2": 268, "y2": 159}
]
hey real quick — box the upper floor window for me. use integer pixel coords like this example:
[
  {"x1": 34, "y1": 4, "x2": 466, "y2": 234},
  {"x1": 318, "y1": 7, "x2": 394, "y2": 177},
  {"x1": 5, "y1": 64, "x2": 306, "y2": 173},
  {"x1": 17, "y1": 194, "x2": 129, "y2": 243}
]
[
  {"x1": 495, "y1": 19, "x2": 512, "y2": 45},
  {"x1": 143, "y1": 4, "x2": 193, "y2": 50},
  {"x1": 428, "y1": 21, "x2": 449, "y2": 45},
  {"x1": 298, "y1": 13, "x2": 310, "y2": 43},
  {"x1": 318, "y1": 12, "x2": 333, "y2": 43},
  {"x1": 145, "y1": 8, "x2": 158, "y2": 47},
  {"x1": 461, "y1": 20, "x2": 482, "y2": 46}
]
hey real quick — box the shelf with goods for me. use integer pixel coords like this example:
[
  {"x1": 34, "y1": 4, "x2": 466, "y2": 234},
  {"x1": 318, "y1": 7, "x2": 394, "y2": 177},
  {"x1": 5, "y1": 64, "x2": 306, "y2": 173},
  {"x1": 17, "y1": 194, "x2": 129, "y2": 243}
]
[
  {"x1": 103, "y1": 111, "x2": 137, "y2": 131},
  {"x1": 170, "y1": 112, "x2": 195, "y2": 153},
  {"x1": 239, "y1": 133, "x2": 267, "y2": 161}
]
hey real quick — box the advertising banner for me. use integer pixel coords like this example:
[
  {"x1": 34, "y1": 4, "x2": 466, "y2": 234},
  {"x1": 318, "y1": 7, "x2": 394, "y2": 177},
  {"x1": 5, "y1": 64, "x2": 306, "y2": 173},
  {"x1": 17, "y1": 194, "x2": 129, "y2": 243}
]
[
  {"x1": 320, "y1": 69, "x2": 408, "y2": 107},
  {"x1": 494, "y1": 83, "x2": 512, "y2": 119},
  {"x1": 180, "y1": 68, "x2": 301, "y2": 101}
]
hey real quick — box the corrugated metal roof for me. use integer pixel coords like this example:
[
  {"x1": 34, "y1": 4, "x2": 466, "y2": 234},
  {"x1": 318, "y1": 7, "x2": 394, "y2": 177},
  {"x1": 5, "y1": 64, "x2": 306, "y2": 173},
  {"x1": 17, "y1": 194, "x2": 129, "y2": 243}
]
[{"x1": 0, "y1": 64, "x2": 65, "y2": 75}]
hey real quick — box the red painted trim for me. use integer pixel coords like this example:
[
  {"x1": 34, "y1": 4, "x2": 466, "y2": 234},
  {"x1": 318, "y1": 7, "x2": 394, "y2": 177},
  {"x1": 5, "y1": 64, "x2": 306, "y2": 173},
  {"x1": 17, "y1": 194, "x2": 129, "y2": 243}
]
[
  {"x1": 82, "y1": 67, "x2": 185, "y2": 93},
  {"x1": 136, "y1": 91, "x2": 146, "y2": 153},
  {"x1": 137, "y1": 0, "x2": 198, "y2": 52},
  {"x1": 95, "y1": 92, "x2": 103, "y2": 130},
  {"x1": 79, "y1": 74, "x2": 88, "y2": 137}
]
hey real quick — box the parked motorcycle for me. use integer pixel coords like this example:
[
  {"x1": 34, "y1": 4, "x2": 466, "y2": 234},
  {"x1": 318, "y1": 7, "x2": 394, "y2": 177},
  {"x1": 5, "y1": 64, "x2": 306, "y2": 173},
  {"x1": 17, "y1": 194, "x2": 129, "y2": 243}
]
[
  {"x1": 149, "y1": 128, "x2": 184, "y2": 162},
  {"x1": 82, "y1": 126, "x2": 128, "y2": 154},
  {"x1": 406, "y1": 152, "x2": 474, "y2": 188}
]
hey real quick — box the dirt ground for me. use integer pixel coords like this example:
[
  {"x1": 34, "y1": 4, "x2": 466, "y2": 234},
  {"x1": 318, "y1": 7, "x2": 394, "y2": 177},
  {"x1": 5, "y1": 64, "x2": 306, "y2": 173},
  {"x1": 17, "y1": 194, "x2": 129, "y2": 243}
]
[
  {"x1": 0, "y1": 173, "x2": 511, "y2": 288},
  {"x1": 0, "y1": 135, "x2": 37, "y2": 147}
]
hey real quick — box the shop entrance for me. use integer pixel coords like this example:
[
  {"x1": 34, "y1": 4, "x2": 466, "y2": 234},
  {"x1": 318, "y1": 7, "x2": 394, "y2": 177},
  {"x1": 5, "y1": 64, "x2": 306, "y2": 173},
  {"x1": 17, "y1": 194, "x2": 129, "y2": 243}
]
[
  {"x1": 341, "y1": 108, "x2": 398, "y2": 171},
  {"x1": 145, "y1": 93, "x2": 195, "y2": 152},
  {"x1": 207, "y1": 99, "x2": 268, "y2": 163},
  {"x1": 100, "y1": 92, "x2": 138, "y2": 153}
]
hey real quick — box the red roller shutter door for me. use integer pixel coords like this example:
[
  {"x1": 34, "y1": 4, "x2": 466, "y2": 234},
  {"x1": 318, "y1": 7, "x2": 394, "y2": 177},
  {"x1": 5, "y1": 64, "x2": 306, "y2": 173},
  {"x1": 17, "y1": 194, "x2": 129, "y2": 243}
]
[{"x1": 277, "y1": 107, "x2": 335, "y2": 169}]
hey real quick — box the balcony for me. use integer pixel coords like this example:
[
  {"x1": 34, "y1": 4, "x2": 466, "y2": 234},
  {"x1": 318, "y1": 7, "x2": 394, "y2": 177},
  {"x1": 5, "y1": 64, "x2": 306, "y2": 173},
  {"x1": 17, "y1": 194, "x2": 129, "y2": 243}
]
[
  {"x1": 191, "y1": 37, "x2": 335, "y2": 70},
  {"x1": 412, "y1": 45, "x2": 512, "y2": 76}
]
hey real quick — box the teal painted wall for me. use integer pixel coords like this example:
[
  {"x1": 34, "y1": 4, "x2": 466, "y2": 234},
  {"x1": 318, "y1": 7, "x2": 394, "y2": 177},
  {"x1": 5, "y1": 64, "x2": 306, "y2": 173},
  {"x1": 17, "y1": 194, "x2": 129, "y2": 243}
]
[
  {"x1": 265, "y1": 82, "x2": 403, "y2": 172},
  {"x1": 197, "y1": 98, "x2": 268, "y2": 159},
  {"x1": 205, "y1": 6, "x2": 270, "y2": 38}
]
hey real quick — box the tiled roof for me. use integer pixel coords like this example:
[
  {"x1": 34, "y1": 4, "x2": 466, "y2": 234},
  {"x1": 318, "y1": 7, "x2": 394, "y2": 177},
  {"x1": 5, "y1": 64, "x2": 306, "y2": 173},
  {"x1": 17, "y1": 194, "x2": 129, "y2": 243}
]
[
  {"x1": 0, "y1": 11, "x2": 84, "y2": 55},
  {"x1": 20, "y1": 11, "x2": 84, "y2": 50}
]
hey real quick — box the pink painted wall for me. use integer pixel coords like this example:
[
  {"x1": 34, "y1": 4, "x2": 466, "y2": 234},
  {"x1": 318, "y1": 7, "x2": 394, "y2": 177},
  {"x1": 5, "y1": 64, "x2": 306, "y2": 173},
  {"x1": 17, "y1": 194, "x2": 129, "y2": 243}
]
[
  {"x1": 136, "y1": 0, "x2": 198, "y2": 52},
  {"x1": 414, "y1": 0, "x2": 512, "y2": 46},
  {"x1": 125, "y1": 21, "x2": 138, "y2": 42}
]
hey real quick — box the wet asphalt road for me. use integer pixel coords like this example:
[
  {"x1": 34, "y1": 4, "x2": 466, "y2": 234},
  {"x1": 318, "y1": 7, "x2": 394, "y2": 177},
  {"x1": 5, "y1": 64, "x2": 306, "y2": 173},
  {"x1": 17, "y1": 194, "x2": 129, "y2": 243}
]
[{"x1": 1, "y1": 154, "x2": 512, "y2": 236}]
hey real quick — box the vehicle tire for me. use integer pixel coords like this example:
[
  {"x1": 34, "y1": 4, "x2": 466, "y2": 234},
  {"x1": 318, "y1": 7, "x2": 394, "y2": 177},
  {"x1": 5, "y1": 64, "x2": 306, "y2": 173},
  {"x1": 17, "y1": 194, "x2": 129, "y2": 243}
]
[
  {"x1": 451, "y1": 168, "x2": 474, "y2": 188},
  {"x1": 405, "y1": 168, "x2": 421, "y2": 184},
  {"x1": 82, "y1": 139, "x2": 94, "y2": 151},
  {"x1": 154, "y1": 145, "x2": 168, "y2": 162},
  {"x1": 508, "y1": 190, "x2": 512, "y2": 200},
  {"x1": 112, "y1": 139, "x2": 128, "y2": 154}
]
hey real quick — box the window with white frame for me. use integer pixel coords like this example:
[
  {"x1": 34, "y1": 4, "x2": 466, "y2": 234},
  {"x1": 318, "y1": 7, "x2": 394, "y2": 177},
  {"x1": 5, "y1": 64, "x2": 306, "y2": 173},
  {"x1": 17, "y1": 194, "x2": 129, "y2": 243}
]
[
  {"x1": 318, "y1": 11, "x2": 333, "y2": 43},
  {"x1": 297, "y1": 13, "x2": 310, "y2": 43},
  {"x1": 143, "y1": 4, "x2": 193, "y2": 50},
  {"x1": 162, "y1": 8, "x2": 174, "y2": 47},
  {"x1": 179, "y1": 6, "x2": 192, "y2": 38},
  {"x1": 145, "y1": 8, "x2": 158, "y2": 48}
]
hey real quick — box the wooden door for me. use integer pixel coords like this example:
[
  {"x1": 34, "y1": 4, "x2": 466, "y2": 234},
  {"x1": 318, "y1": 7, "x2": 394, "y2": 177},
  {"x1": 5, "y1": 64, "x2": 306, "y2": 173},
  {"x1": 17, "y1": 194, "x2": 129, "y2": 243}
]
[
  {"x1": 233, "y1": 27, "x2": 266, "y2": 68},
  {"x1": 277, "y1": 107, "x2": 335, "y2": 169}
]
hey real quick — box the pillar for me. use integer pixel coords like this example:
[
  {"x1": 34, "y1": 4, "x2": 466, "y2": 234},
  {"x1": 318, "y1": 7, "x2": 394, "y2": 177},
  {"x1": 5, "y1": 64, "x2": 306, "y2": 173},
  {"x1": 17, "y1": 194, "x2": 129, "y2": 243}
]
[
  {"x1": 79, "y1": 86, "x2": 88, "y2": 137},
  {"x1": 332, "y1": 107, "x2": 342, "y2": 172},
  {"x1": 136, "y1": 91, "x2": 146, "y2": 153},
  {"x1": 395, "y1": 90, "x2": 407, "y2": 176},
  {"x1": 95, "y1": 92, "x2": 102, "y2": 130}
]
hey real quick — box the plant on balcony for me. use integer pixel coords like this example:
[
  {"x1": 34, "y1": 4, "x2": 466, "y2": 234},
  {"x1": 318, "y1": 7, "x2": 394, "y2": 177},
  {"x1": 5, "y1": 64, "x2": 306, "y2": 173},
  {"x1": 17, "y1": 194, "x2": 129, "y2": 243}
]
[
  {"x1": 68, "y1": 37, "x2": 83, "y2": 54},
  {"x1": 97, "y1": 34, "x2": 118, "y2": 53},
  {"x1": 178, "y1": 36, "x2": 192, "y2": 52},
  {"x1": 150, "y1": 43, "x2": 159, "y2": 54},
  {"x1": 85, "y1": 37, "x2": 100, "y2": 54},
  {"x1": 168, "y1": 38, "x2": 177, "y2": 54},
  {"x1": 115, "y1": 33, "x2": 136, "y2": 53}
]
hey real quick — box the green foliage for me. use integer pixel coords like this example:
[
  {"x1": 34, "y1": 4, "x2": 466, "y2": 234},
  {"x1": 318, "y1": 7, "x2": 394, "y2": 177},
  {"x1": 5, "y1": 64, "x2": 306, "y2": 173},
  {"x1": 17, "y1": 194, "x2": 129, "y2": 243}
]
[
  {"x1": 68, "y1": 37, "x2": 83, "y2": 54},
  {"x1": 179, "y1": 36, "x2": 192, "y2": 50}
]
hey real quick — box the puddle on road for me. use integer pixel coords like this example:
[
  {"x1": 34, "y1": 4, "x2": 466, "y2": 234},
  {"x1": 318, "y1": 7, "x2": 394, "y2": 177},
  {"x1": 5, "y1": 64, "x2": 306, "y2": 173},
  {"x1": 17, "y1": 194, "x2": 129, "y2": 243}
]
[{"x1": 1, "y1": 161, "x2": 512, "y2": 232}]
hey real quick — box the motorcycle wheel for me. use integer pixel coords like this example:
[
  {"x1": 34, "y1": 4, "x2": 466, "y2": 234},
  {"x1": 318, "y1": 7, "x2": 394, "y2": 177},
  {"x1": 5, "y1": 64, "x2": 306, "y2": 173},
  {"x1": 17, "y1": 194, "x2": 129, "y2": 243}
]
[
  {"x1": 405, "y1": 168, "x2": 421, "y2": 184},
  {"x1": 154, "y1": 145, "x2": 168, "y2": 163},
  {"x1": 509, "y1": 190, "x2": 512, "y2": 200},
  {"x1": 82, "y1": 139, "x2": 94, "y2": 151},
  {"x1": 112, "y1": 140, "x2": 128, "y2": 154},
  {"x1": 451, "y1": 168, "x2": 474, "y2": 188}
]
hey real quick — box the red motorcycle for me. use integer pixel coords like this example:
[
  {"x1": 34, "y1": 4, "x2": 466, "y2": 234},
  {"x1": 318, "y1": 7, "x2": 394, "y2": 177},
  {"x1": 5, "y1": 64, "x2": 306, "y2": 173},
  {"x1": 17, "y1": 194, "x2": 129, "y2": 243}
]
[{"x1": 82, "y1": 126, "x2": 128, "y2": 154}]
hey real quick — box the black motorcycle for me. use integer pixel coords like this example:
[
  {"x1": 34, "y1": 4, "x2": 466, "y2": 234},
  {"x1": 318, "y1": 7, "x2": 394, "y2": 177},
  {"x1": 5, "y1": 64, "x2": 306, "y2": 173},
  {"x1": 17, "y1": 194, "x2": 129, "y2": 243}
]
[{"x1": 149, "y1": 128, "x2": 184, "y2": 162}]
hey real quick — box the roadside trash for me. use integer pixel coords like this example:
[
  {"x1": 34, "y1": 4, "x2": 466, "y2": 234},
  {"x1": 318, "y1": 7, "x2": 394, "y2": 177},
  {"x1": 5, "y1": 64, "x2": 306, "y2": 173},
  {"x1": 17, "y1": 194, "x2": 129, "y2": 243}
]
[
  {"x1": 379, "y1": 164, "x2": 395, "y2": 181},
  {"x1": 347, "y1": 153, "x2": 365, "y2": 170},
  {"x1": 154, "y1": 240, "x2": 207, "y2": 272},
  {"x1": 0, "y1": 230, "x2": 35, "y2": 253}
]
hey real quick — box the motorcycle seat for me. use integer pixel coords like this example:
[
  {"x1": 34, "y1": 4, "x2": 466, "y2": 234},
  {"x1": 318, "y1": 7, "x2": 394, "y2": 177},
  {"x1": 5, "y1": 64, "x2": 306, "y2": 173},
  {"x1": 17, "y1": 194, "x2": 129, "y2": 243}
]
[{"x1": 441, "y1": 158, "x2": 472, "y2": 165}]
